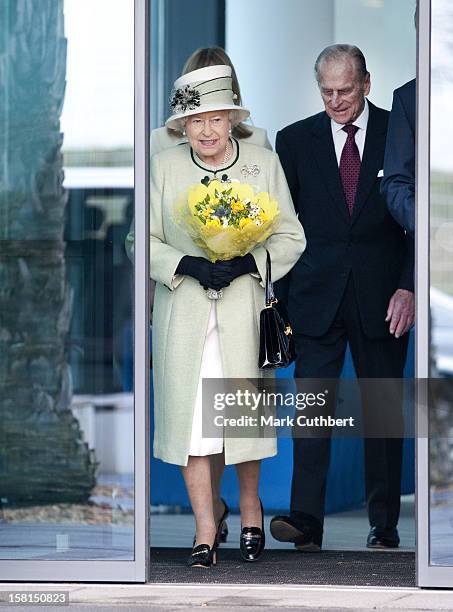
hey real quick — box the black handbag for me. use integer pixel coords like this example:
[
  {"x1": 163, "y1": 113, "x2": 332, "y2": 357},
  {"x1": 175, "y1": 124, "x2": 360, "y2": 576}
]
[{"x1": 258, "y1": 251, "x2": 295, "y2": 369}]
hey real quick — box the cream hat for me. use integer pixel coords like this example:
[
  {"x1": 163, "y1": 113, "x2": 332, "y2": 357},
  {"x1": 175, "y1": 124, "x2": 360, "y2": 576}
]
[{"x1": 165, "y1": 65, "x2": 250, "y2": 131}]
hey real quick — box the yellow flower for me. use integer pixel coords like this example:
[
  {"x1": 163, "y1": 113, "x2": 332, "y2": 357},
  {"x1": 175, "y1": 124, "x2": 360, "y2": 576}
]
[
  {"x1": 206, "y1": 217, "x2": 221, "y2": 228},
  {"x1": 210, "y1": 198, "x2": 220, "y2": 205},
  {"x1": 231, "y1": 200, "x2": 245, "y2": 213},
  {"x1": 239, "y1": 217, "x2": 253, "y2": 228},
  {"x1": 202, "y1": 207, "x2": 214, "y2": 218}
]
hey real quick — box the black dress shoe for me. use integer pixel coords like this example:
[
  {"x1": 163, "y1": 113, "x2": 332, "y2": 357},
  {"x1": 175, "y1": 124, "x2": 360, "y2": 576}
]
[
  {"x1": 192, "y1": 498, "x2": 229, "y2": 547},
  {"x1": 270, "y1": 514, "x2": 322, "y2": 552},
  {"x1": 188, "y1": 542, "x2": 218, "y2": 568},
  {"x1": 240, "y1": 499, "x2": 265, "y2": 562},
  {"x1": 367, "y1": 526, "x2": 400, "y2": 549},
  {"x1": 217, "y1": 498, "x2": 229, "y2": 544},
  {"x1": 219, "y1": 520, "x2": 229, "y2": 543}
]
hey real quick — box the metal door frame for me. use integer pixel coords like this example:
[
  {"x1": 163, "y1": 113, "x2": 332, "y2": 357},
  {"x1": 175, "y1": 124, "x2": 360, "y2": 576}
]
[{"x1": 416, "y1": 0, "x2": 453, "y2": 589}]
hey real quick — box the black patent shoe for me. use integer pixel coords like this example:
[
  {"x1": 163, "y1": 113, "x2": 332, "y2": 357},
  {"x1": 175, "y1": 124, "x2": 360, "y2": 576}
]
[
  {"x1": 218, "y1": 520, "x2": 229, "y2": 543},
  {"x1": 217, "y1": 497, "x2": 230, "y2": 543},
  {"x1": 240, "y1": 500, "x2": 265, "y2": 562},
  {"x1": 192, "y1": 498, "x2": 230, "y2": 547},
  {"x1": 187, "y1": 542, "x2": 218, "y2": 568},
  {"x1": 367, "y1": 526, "x2": 400, "y2": 549}
]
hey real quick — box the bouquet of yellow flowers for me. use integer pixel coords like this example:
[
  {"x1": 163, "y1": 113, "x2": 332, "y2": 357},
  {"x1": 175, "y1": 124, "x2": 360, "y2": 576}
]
[{"x1": 175, "y1": 178, "x2": 280, "y2": 262}]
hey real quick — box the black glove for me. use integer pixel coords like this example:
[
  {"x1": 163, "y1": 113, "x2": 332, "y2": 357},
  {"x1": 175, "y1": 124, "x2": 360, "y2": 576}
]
[
  {"x1": 175, "y1": 256, "x2": 228, "y2": 291},
  {"x1": 211, "y1": 254, "x2": 257, "y2": 286}
]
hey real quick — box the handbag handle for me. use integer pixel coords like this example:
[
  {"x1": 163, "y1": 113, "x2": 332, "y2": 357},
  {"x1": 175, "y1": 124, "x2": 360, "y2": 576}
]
[{"x1": 265, "y1": 250, "x2": 277, "y2": 307}]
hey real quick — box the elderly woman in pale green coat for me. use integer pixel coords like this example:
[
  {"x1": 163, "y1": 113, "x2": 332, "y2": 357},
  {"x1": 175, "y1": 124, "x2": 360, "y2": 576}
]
[
  {"x1": 151, "y1": 64, "x2": 305, "y2": 568},
  {"x1": 126, "y1": 49, "x2": 273, "y2": 548}
]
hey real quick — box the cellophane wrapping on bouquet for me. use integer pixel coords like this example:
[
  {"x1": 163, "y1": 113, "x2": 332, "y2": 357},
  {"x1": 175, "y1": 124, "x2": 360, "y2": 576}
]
[{"x1": 174, "y1": 179, "x2": 280, "y2": 262}]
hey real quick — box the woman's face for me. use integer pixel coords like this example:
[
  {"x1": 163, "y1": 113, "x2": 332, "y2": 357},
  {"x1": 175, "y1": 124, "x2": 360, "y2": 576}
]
[{"x1": 185, "y1": 110, "x2": 231, "y2": 165}]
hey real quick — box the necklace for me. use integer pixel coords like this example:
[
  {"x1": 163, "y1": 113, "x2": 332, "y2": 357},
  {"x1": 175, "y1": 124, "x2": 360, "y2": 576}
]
[
  {"x1": 223, "y1": 138, "x2": 232, "y2": 164},
  {"x1": 194, "y1": 138, "x2": 233, "y2": 169},
  {"x1": 191, "y1": 138, "x2": 240, "y2": 179}
]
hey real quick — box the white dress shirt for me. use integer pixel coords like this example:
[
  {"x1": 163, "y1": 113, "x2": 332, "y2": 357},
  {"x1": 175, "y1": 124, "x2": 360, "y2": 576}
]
[{"x1": 331, "y1": 98, "x2": 369, "y2": 166}]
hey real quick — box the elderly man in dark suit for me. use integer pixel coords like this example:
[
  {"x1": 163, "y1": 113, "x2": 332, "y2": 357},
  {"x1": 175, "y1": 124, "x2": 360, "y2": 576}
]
[
  {"x1": 381, "y1": 78, "x2": 416, "y2": 233},
  {"x1": 270, "y1": 44, "x2": 415, "y2": 550}
]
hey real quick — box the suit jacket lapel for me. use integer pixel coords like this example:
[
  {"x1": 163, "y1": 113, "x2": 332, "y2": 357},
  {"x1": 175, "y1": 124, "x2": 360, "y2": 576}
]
[
  {"x1": 351, "y1": 101, "x2": 386, "y2": 225},
  {"x1": 311, "y1": 113, "x2": 350, "y2": 224}
]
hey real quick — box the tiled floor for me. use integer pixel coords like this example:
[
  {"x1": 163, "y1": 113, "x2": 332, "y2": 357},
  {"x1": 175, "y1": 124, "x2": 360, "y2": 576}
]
[
  {"x1": 4, "y1": 493, "x2": 453, "y2": 566},
  {"x1": 431, "y1": 496, "x2": 453, "y2": 565},
  {"x1": 0, "y1": 523, "x2": 134, "y2": 560}
]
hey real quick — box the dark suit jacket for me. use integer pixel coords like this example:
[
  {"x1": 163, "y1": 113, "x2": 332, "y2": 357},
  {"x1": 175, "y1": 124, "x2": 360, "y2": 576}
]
[
  {"x1": 381, "y1": 79, "x2": 416, "y2": 234},
  {"x1": 275, "y1": 100, "x2": 414, "y2": 339}
]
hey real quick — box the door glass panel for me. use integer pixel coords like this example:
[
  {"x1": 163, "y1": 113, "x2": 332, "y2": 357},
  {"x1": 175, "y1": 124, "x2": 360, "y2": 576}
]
[
  {"x1": 0, "y1": 0, "x2": 134, "y2": 561},
  {"x1": 429, "y1": 0, "x2": 453, "y2": 567}
]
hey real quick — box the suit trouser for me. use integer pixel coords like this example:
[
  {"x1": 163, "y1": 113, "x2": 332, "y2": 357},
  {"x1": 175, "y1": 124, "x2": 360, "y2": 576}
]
[{"x1": 291, "y1": 275, "x2": 409, "y2": 530}]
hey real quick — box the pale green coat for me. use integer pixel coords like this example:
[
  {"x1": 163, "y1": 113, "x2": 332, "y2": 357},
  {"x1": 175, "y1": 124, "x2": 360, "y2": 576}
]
[{"x1": 151, "y1": 141, "x2": 306, "y2": 466}]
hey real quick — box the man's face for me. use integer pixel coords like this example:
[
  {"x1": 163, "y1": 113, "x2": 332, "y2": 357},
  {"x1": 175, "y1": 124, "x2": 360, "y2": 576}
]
[{"x1": 318, "y1": 57, "x2": 371, "y2": 125}]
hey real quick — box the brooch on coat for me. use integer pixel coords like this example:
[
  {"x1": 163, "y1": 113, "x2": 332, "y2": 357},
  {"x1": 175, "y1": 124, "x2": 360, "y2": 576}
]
[
  {"x1": 201, "y1": 174, "x2": 230, "y2": 186},
  {"x1": 241, "y1": 164, "x2": 260, "y2": 178}
]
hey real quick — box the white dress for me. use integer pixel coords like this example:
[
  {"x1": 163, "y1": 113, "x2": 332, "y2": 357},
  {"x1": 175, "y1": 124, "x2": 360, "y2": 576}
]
[
  {"x1": 187, "y1": 147, "x2": 233, "y2": 457},
  {"x1": 188, "y1": 302, "x2": 224, "y2": 456}
]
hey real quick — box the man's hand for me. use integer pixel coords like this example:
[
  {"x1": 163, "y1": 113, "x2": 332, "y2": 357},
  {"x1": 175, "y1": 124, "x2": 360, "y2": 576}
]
[{"x1": 385, "y1": 289, "x2": 415, "y2": 338}]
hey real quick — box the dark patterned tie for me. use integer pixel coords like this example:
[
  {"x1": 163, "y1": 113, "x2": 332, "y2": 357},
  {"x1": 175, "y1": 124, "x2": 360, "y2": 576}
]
[{"x1": 339, "y1": 124, "x2": 361, "y2": 216}]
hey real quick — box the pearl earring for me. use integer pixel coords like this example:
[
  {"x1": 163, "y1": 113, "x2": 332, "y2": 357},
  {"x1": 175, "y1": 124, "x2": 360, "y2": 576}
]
[
  {"x1": 229, "y1": 128, "x2": 232, "y2": 134},
  {"x1": 182, "y1": 129, "x2": 186, "y2": 136}
]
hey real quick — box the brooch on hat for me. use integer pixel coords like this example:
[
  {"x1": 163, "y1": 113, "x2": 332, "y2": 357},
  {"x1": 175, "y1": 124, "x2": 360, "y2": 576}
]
[
  {"x1": 170, "y1": 85, "x2": 201, "y2": 113},
  {"x1": 241, "y1": 164, "x2": 260, "y2": 178}
]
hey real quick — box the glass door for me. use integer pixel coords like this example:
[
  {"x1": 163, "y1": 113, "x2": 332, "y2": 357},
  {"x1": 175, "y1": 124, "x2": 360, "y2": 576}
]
[
  {"x1": 148, "y1": 0, "x2": 417, "y2": 585},
  {"x1": 417, "y1": 0, "x2": 453, "y2": 588},
  {"x1": 0, "y1": 0, "x2": 149, "y2": 581}
]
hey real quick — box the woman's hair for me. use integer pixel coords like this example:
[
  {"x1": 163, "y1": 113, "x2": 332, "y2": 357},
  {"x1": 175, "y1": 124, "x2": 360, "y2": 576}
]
[{"x1": 177, "y1": 46, "x2": 253, "y2": 139}]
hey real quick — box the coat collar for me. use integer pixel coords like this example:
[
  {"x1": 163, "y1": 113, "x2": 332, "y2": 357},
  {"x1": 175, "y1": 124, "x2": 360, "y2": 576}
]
[{"x1": 310, "y1": 100, "x2": 387, "y2": 226}]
